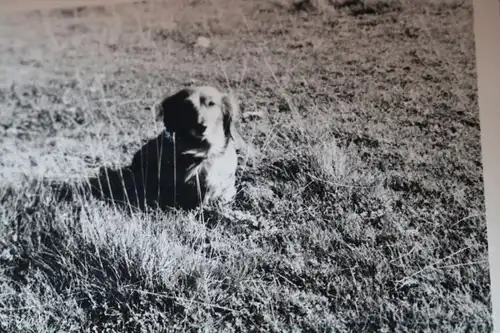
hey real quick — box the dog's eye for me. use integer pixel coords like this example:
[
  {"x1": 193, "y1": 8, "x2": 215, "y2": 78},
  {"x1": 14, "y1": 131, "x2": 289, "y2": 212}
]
[{"x1": 200, "y1": 95, "x2": 215, "y2": 107}]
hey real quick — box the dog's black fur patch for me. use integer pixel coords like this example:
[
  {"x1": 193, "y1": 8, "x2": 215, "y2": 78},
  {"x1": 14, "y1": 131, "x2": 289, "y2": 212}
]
[{"x1": 85, "y1": 132, "x2": 211, "y2": 211}]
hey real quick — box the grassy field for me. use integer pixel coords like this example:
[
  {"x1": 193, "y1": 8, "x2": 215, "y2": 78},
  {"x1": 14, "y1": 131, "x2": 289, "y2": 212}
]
[{"x1": 0, "y1": 0, "x2": 492, "y2": 332}]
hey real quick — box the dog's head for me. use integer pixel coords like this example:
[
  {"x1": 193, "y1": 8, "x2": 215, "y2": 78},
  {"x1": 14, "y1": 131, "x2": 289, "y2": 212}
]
[{"x1": 154, "y1": 86, "x2": 244, "y2": 155}]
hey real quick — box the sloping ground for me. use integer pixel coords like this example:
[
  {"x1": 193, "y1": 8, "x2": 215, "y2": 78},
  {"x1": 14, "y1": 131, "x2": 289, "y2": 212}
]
[{"x1": 0, "y1": 0, "x2": 491, "y2": 332}]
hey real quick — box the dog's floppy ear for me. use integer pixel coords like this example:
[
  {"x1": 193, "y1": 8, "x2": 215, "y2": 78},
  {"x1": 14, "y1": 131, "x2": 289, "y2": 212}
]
[
  {"x1": 153, "y1": 99, "x2": 164, "y2": 123},
  {"x1": 222, "y1": 92, "x2": 246, "y2": 149},
  {"x1": 154, "y1": 89, "x2": 192, "y2": 134}
]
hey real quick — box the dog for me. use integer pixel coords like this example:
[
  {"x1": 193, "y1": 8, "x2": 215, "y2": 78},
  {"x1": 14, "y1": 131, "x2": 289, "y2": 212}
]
[{"x1": 85, "y1": 85, "x2": 244, "y2": 212}]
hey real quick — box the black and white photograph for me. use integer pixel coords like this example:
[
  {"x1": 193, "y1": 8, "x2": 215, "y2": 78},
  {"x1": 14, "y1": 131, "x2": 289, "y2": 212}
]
[{"x1": 0, "y1": 0, "x2": 493, "y2": 331}]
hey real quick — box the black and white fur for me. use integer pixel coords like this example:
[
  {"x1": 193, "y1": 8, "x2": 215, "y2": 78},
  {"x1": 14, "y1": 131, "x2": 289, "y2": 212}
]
[{"x1": 124, "y1": 85, "x2": 245, "y2": 210}]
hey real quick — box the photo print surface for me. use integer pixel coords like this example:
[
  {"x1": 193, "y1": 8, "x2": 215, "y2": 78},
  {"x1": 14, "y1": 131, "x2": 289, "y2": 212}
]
[{"x1": 0, "y1": 0, "x2": 492, "y2": 332}]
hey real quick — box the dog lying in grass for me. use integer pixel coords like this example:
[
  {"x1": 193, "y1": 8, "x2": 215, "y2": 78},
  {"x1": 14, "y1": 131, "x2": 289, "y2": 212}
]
[
  {"x1": 78, "y1": 86, "x2": 247, "y2": 211},
  {"x1": 133, "y1": 85, "x2": 245, "y2": 209}
]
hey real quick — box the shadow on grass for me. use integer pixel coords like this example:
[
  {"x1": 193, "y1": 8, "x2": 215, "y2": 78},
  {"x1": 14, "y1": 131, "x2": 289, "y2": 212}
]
[
  {"x1": 0, "y1": 185, "x2": 191, "y2": 332},
  {"x1": 0, "y1": 166, "x2": 272, "y2": 331},
  {"x1": 0, "y1": 130, "x2": 254, "y2": 330}
]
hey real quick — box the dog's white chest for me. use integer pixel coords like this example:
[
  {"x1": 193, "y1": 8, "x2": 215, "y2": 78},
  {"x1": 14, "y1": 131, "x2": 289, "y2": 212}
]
[{"x1": 202, "y1": 144, "x2": 238, "y2": 203}]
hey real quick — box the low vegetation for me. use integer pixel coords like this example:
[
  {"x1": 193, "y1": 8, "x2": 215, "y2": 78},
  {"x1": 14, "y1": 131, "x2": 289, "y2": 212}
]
[{"x1": 0, "y1": 0, "x2": 491, "y2": 331}]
